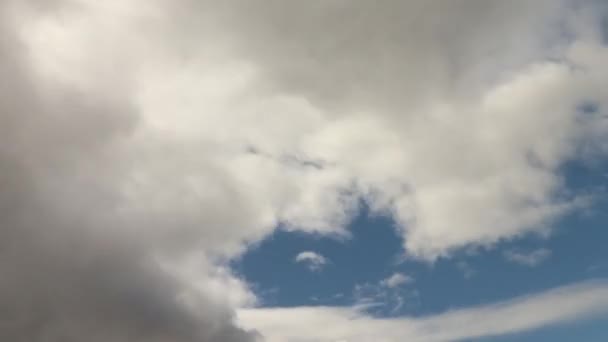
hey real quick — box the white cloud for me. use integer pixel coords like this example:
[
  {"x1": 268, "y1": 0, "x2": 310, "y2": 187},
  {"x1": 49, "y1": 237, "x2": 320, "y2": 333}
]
[
  {"x1": 49, "y1": 0, "x2": 608, "y2": 264},
  {"x1": 139, "y1": 0, "x2": 608, "y2": 261},
  {"x1": 295, "y1": 251, "x2": 328, "y2": 272},
  {"x1": 504, "y1": 248, "x2": 552, "y2": 267},
  {"x1": 238, "y1": 280, "x2": 608, "y2": 342},
  {"x1": 381, "y1": 273, "x2": 413, "y2": 288}
]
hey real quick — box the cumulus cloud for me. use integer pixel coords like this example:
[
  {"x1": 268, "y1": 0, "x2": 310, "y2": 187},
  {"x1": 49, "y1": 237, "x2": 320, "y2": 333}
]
[
  {"x1": 0, "y1": 1, "x2": 262, "y2": 340},
  {"x1": 238, "y1": 280, "x2": 608, "y2": 342},
  {"x1": 504, "y1": 248, "x2": 553, "y2": 267},
  {"x1": 295, "y1": 251, "x2": 328, "y2": 272},
  {"x1": 162, "y1": 0, "x2": 608, "y2": 260},
  {"x1": 3, "y1": 0, "x2": 608, "y2": 340}
]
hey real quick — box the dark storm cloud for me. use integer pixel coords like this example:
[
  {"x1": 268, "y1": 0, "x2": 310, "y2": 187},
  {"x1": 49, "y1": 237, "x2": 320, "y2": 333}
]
[{"x1": 0, "y1": 1, "x2": 258, "y2": 341}]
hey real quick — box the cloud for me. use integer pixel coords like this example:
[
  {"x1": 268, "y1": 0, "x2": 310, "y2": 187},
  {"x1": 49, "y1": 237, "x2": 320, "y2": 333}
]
[
  {"x1": 0, "y1": 1, "x2": 262, "y2": 341},
  {"x1": 381, "y1": 273, "x2": 413, "y2": 288},
  {"x1": 163, "y1": 0, "x2": 608, "y2": 260},
  {"x1": 504, "y1": 248, "x2": 552, "y2": 267},
  {"x1": 3, "y1": 0, "x2": 608, "y2": 340},
  {"x1": 295, "y1": 251, "x2": 328, "y2": 272},
  {"x1": 238, "y1": 280, "x2": 608, "y2": 342},
  {"x1": 353, "y1": 274, "x2": 418, "y2": 314}
]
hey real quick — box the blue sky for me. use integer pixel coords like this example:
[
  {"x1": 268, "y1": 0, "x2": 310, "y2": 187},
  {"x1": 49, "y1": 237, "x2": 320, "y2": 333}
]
[{"x1": 234, "y1": 157, "x2": 608, "y2": 340}]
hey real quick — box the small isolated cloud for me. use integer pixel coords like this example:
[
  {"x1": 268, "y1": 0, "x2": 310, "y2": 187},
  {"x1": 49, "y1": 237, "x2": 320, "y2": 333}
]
[
  {"x1": 504, "y1": 248, "x2": 552, "y2": 267},
  {"x1": 381, "y1": 272, "x2": 413, "y2": 288},
  {"x1": 295, "y1": 251, "x2": 328, "y2": 271}
]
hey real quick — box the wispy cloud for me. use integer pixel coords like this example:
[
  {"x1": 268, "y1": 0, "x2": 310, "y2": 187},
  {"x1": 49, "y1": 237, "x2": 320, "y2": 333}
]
[
  {"x1": 381, "y1": 272, "x2": 414, "y2": 288},
  {"x1": 353, "y1": 273, "x2": 417, "y2": 314},
  {"x1": 238, "y1": 280, "x2": 608, "y2": 342},
  {"x1": 504, "y1": 248, "x2": 552, "y2": 267},
  {"x1": 457, "y1": 261, "x2": 477, "y2": 279}
]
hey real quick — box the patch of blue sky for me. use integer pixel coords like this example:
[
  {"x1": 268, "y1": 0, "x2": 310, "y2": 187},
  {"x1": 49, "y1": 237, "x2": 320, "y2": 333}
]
[
  {"x1": 232, "y1": 157, "x2": 608, "y2": 320},
  {"x1": 231, "y1": 211, "x2": 402, "y2": 309},
  {"x1": 475, "y1": 313, "x2": 608, "y2": 342}
]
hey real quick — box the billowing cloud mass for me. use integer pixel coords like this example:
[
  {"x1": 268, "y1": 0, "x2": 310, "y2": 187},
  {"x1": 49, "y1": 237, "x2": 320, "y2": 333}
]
[
  {"x1": 147, "y1": 0, "x2": 608, "y2": 260},
  {"x1": 0, "y1": 0, "x2": 262, "y2": 341},
  {"x1": 2, "y1": 0, "x2": 608, "y2": 341}
]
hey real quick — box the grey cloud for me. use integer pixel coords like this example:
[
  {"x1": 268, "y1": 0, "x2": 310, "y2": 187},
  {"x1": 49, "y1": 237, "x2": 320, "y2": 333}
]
[
  {"x1": 0, "y1": 1, "x2": 258, "y2": 341},
  {"x1": 190, "y1": 0, "x2": 564, "y2": 109}
]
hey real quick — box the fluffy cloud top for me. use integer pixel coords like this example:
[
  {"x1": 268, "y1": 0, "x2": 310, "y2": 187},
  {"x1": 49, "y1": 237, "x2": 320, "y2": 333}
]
[{"x1": 153, "y1": 0, "x2": 608, "y2": 260}]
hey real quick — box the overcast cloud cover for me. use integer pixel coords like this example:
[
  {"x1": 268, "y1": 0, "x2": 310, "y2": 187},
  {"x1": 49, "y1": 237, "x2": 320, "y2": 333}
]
[{"x1": 2, "y1": 0, "x2": 608, "y2": 341}]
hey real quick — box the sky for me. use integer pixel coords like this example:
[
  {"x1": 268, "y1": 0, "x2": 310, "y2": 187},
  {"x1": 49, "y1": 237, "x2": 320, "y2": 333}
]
[{"x1": 1, "y1": 1, "x2": 608, "y2": 341}]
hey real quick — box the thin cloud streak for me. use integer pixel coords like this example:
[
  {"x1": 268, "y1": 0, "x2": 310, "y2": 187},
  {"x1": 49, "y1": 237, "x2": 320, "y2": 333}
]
[{"x1": 239, "y1": 280, "x2": 608, "y2": 342}]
